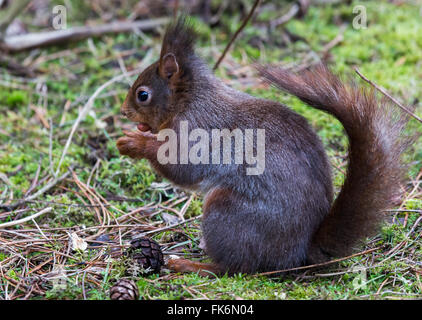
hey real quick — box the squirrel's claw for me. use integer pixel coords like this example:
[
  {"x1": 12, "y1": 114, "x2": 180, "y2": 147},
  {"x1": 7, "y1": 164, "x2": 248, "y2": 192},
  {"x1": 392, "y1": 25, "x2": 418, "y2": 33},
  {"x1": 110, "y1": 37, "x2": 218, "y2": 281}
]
[{"x1": 122, "y1": 130, "x2": 157, "y2": 139}]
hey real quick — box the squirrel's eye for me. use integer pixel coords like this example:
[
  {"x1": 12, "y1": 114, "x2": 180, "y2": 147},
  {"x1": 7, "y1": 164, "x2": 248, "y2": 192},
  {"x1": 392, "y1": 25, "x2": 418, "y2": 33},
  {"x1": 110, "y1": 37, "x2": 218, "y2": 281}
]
[
  {"x1": 135, "y1": 86, "x2": 152, "y2": 105},
  {"x1": 138, "y1": 91, "x2": 149, "y2": 102}
]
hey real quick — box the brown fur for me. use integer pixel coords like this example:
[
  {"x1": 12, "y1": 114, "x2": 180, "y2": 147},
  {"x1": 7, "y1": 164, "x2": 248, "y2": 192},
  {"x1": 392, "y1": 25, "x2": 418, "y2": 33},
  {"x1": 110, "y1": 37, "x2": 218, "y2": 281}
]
[
  {"x1": 117, "y1": 17, "x2": 410, "y2": 275},
  {"x1": 257, "y1": 65, "x2": 411, "y2": 262},
  {"x1": 167, "y1": 258, "x2": 221, "y2": 277}
]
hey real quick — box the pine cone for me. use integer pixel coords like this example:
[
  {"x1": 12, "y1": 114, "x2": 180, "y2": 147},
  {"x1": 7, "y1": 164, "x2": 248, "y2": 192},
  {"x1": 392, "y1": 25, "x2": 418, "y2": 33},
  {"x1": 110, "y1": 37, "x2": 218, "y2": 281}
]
[
  {"x1": 110, "y1": 279, "x2": 139, "y2": 300},
  {"x1": 129, "y1": 237, "x2": 164, "y2": 274}
]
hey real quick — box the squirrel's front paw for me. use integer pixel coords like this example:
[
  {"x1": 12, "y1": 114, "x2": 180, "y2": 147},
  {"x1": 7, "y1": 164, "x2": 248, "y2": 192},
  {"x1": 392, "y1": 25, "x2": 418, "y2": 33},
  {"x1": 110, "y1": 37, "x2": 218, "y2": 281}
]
[
  {"x1": 116, "y1": 136, "x2": 141, "y2": 158},
  {"x1": 116, "y1": 131, "x2": 147, "y2": 159},
  {"x1": 117, "y1": 130, "x2": 158, "y2": 159}
]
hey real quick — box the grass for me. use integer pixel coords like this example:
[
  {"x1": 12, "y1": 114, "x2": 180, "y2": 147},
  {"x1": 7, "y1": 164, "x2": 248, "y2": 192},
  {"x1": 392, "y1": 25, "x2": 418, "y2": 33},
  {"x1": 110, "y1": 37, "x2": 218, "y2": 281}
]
[{"x1": 0, "y1": 0, "x2": 421, "y2": 300}]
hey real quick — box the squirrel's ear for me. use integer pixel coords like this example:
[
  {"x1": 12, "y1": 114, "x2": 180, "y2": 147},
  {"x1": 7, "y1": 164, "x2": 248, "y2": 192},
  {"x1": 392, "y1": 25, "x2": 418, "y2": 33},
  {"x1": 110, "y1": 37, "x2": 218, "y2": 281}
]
[{"x1": 159, "y1": 53, "x2": 179, "y2": 79}]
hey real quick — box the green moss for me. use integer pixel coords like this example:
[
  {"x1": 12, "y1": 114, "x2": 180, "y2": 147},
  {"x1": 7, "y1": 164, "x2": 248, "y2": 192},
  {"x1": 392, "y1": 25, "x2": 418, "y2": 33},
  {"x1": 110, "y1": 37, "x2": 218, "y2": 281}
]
[
  {"x1": 5, "y1": 90, "x2": 28, "y2": 107},
  {"x1": 1, "y1": 0, "x2": 421, "y2": 300}
]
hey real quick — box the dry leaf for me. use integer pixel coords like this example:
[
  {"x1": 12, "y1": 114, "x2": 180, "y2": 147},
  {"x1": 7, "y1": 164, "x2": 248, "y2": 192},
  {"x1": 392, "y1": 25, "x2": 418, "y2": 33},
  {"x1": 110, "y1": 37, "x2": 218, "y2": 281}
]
[{"x1": 70, "y1": 232, "x2": 88, "y2": 251}]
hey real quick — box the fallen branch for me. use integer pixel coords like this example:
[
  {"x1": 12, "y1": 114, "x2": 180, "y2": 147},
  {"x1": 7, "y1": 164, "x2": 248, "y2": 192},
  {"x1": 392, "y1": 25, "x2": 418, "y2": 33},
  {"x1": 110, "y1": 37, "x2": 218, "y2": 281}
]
[
  {"x1": 354, "y1": 68, "x2": 422, "y2": 123},
  {"x1": 0, "y1": 207, "x2": 52, "y2": 229},
  {"x1": 0, "y1": 17, "x2": 168, "y2": 52}
]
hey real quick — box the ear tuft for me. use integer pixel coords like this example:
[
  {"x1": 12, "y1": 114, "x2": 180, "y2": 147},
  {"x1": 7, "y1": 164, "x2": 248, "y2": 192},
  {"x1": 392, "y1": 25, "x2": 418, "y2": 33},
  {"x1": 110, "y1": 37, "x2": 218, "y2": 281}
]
[
  {"x1": 159, "y1": 16, "x2": 197, "y2": 80},
  {"x1": 160, "y1": 53, "x2": 179, "y2": 79}
]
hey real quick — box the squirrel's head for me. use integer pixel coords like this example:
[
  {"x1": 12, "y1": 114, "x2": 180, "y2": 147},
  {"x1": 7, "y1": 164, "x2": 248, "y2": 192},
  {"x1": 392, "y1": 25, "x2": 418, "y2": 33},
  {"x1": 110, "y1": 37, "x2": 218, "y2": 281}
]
[{"x1": 121, "y1": 17, "x2": 199, "y2": 134}]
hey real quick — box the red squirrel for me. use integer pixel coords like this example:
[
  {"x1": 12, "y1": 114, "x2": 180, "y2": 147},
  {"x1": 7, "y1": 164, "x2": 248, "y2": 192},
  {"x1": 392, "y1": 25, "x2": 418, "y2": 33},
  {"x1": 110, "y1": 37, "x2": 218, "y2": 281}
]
[{"x1": 116, "y1": 17, "x2": 410, "y2": 275}]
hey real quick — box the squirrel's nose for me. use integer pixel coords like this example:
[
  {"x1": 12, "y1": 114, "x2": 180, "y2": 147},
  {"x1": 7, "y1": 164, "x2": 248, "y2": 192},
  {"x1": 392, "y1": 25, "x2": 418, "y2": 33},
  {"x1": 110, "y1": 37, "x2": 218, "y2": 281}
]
[{"x1": 121, "y1": 109, "x2": 128, "y2": 117}]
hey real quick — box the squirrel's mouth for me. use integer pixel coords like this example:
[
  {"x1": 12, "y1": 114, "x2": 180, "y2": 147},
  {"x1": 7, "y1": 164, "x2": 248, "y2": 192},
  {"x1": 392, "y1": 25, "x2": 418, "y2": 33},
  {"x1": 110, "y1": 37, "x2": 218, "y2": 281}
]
[{"x1": 137, "y1": 123, "x2": 151, "y2": 132}]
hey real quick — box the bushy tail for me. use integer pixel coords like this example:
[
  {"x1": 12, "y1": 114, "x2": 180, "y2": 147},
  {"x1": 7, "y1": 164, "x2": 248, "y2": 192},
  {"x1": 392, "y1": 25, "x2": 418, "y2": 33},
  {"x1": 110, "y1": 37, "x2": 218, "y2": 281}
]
[{"x1": 258, "y1": 64, "x2": 411, "y2": 262}]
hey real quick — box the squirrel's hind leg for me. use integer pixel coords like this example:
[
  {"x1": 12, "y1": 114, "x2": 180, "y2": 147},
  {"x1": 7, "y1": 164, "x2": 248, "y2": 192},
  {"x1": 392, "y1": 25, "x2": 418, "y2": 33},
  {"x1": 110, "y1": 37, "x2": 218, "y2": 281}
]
[{"x1": 167, "y1": 258, "x2": 222, "y2": 277}]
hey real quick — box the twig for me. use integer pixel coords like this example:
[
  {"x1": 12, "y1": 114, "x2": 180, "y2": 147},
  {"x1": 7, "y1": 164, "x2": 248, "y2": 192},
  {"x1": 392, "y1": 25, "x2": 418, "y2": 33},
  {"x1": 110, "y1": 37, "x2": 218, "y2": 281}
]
[
  {"x1": 406, "y1": 215, "x2": 422, "y2": 238},
  {"x1": 321, "y1": 25, "x2": 346, "y2": 59},
  {"x1": 0, "y1": 207, "x2": 52, "y2": 229},
  {"x1": 178, "y1": 194, "x2": 194, "y2": 221},
  {"x1": 0, "y1": 171, "x2": 71, "y2": 211},
  {"x1": 209, "y1": 1, "x2": 229, "y2": 25},
  {"x1": 48, "y1": 118, "x2": 56, "y2": 177},
  {"x1": 1, "y1": 17, "x2": 168, "y2": 52},
  {"x1": 0, "y1": 54, "x2": 36, "y2": 77},
  {"x1": 0, "y1": 198, "x2": 113, "y2": 208},
  {"x1": 133, "y1": 215, "x2": 203, "y2": 239},
  {"x1": 385, "y1": 209, "x2": 422, "y2": 213},
  {"x1": 54, "y1": 68, "x2": 143, "y2": 176},
  {"x1": 254, "y1": 247, "x2": 381, "y2": 277},
  {"x1": 354, "y1": 68, "x2": 422, "y2": 123},
  {"x1": 213, "y1": 0, "x2": 262, "y2": 70},
  {"x1": 59, "y1": 100, "x2": 71, "y2": 127},
  {"x1": 72, "y1": 171, "x2": 104, "y2": 227},
  {"x1": 270, "y1": 3, "x2": 300, "y2": 29},
  {"x1": 23, "y1": 160, "x2": 42, "y2": 197},
  {"x1": 23, "y1": 171, "x2": 70, "y2": 202},
  {"x1": 399, "y1": 168, "x2": 422, "y2": 227}
]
